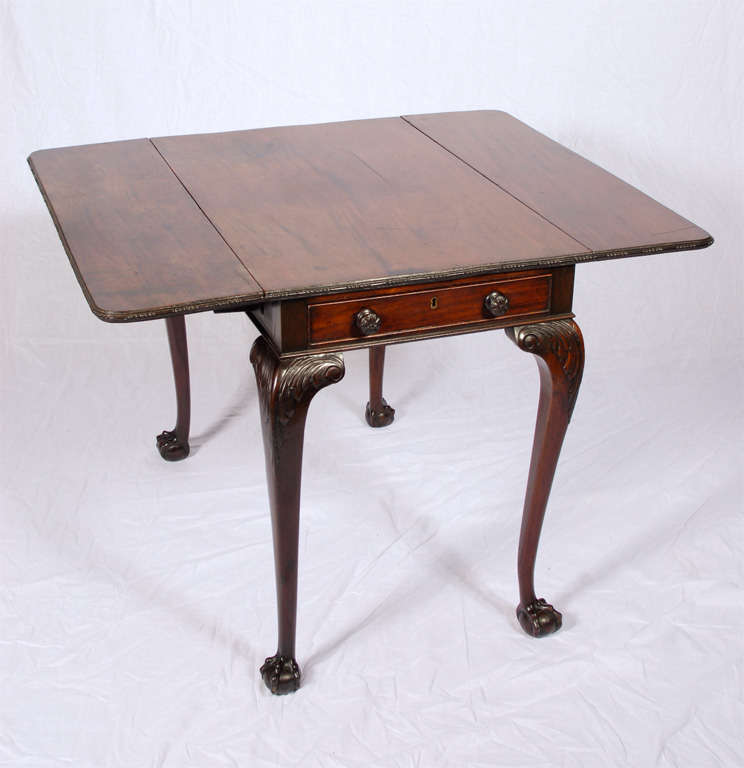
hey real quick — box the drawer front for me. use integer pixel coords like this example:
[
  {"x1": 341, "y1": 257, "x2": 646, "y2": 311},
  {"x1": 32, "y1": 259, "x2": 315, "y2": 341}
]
[{"x1": 308, "y1": 274, "x2": 552, "y2": 346}]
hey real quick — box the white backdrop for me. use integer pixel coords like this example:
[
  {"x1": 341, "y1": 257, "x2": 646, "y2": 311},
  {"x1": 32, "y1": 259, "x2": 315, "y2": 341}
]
[{"x1": 1, "y1": 1, "x2": 742, "y2": 766}]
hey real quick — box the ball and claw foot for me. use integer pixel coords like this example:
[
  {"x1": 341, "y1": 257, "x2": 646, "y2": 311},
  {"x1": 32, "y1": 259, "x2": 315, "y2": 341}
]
[
  {"x1": 516, "y1": 598, "x2": 563, "y2": 637},
  {"x1": 156, "y1": 430, "x2": 190, "y2": 461},
  {"x1": 365, "y1": 399, "x2": 395, "y2": 428},
  {"x1": 260, "y1": 654, "x2": 301, "y2": 695}
]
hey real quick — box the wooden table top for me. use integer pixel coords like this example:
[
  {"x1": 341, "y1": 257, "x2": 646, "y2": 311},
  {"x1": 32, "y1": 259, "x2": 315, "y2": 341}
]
[{"x1": 28, "y1": 111, "x2": 712, "y2": 322}]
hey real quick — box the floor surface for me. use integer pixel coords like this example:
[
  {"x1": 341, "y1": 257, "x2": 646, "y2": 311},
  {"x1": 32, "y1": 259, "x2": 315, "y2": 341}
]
[{"x1": 1, "y1": 311, "x2": 741, "y2": 767}]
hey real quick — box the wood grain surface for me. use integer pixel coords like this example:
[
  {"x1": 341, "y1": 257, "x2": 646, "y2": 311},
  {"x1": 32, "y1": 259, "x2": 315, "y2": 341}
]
[
  {"x1": 152, "y1": 118, "x2": 587, "y2": 298},
  {"x1": 28, "y1": 112, "x2": 713, "y2": 322},
  {"x1": 307, "y1": 272, "x2": 552, "y2": 345},
  {"x1": 28, "y1": 140, "x2": 262, "y2": 321},
  {"x1": 404, "y1": 110, "x2": 711, "y2": 253}
]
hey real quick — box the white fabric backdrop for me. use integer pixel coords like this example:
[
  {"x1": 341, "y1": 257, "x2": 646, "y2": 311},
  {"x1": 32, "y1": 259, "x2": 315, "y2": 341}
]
[{"x1": 1, "y1": 1, "x2": 742, "y2": 765}]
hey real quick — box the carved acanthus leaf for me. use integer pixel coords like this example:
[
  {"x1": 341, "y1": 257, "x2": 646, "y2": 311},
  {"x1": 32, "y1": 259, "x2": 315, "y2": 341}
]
[
  {"x1": 275, "y1": 352, "x2": 345, "y2": 425},
  {"x1": 250, "y1": 337, "x2": 345, "y2": 426},
  {"x1": 509, "y1": 319, "x2": 584, "y2": 417}
]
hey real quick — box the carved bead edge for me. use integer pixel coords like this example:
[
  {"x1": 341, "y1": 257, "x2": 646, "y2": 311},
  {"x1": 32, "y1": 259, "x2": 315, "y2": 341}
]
[{"x1": 507, "y1": 319, "x2": 584, "y2": 418}]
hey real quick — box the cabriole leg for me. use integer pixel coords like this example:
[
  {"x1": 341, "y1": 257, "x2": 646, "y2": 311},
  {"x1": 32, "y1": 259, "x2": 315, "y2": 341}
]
[
  {"x1": 505, "y1": 319, "x2": 584, "y2": 637},
  {"x1": 250, "y1": 337, "x2": 345, "y2": 694},
  {"x1": 365, "y1": 345, "x2": 395, "y2": 427},
  {"x1": 156, "y1": 315, "x2": 191, "y2": 461}
]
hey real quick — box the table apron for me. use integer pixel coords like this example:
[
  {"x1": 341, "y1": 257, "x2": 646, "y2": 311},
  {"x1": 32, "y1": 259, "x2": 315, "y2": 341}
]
[{"x1": 249, "y1": 265, "x2": 575, "y2": 355}]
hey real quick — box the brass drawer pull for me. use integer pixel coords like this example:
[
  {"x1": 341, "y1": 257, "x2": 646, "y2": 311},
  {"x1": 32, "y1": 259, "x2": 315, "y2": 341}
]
[
  {"x1": 484, "y1": 290, "x2": 510, "y2": 317},
  {"x1": 355, "y1": 307, "x2": 382, "y2": 335}
]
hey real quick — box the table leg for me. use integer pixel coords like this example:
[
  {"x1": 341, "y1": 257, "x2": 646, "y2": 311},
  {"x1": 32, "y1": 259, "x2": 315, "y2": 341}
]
[
  {"x1": 156, "y1": 315, "x2": 191, "y2": 461},
  {"x1": 365, "y1": 345, "x2": 395, "y2": 427},
  {"x1": 250, "y1": 336, "x2": 345, "y2": 694},
  {"x1": 505, "y1": 319, "x2": 584, "y2": 637}
]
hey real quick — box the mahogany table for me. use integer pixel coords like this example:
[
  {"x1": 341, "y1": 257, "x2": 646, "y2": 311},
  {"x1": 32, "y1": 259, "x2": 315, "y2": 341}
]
[{"x1": 28, "y1": 111, "x2": 713, "y2": 695}]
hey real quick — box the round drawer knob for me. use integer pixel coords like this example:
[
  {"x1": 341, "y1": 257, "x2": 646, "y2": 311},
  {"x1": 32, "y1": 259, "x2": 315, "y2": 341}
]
[
  {"x1": 484, "y1": 290, "x2": 510, "y2": 317},
  {"x1": 355, "y1": 307, "x2": 382, "y2": 335}
]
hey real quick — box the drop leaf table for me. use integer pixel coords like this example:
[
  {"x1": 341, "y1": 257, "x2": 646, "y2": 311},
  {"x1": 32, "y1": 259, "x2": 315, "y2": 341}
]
[{"x1": 28, "y1": 111, "x2": 713, "y2": 695}]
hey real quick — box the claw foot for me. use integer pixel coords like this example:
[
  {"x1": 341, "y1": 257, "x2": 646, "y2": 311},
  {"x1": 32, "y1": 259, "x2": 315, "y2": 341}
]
[
  {"x1": 260, "y1": 654, "x2": 301, "y2": 695},
  {"x1": 365, "y1": 398, "x2": 395, "y2": 428},
  {"x1": 516, "y1": 598, "x2": 562, "y2": 637},
  {"x1": 156, "y1": 430, "x2": 190, "y2": 461}
]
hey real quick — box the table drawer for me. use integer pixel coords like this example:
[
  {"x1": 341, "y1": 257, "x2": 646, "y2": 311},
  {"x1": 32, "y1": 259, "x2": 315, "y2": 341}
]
[{"x1": 308, "y1": 273, "x2": 552, "y2": 345}]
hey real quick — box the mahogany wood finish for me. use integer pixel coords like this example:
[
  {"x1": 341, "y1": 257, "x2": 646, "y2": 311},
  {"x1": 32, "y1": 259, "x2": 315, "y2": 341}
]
[
  {"x1": 30, "y1": 112, "x2": 711, "y2": 322},
  {"x1": 505, "y1": 319, "x2": 585, "y2": 637},
  {"x1": 250, "y1": 337, "x2": 345, "y2": 694},
  {"x1": 27, "y1": 141, "x2": 262, "y2": 321},
  {"x1": 27, "y1": 111, "x2": 714, "y2": 696},
  {"x1": 249, "y1": 267, "x2": 575, "y2": 355},
  {"x1": 308, "y1": 272, "x2": 552, "y2": 346},
  {"x1": 404, "y1": 111, "x2": 711, "y2": 256},
  {"x1": 152, "y1": 119, "x2": 585, "y2": 300},
  {"x1": 366, "y1": 346, "x2": 395, "y2": 427},
  {"x1": 156, "y1": 315, "x2": 191, "y2": 461}
]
